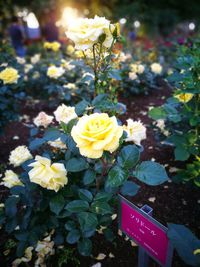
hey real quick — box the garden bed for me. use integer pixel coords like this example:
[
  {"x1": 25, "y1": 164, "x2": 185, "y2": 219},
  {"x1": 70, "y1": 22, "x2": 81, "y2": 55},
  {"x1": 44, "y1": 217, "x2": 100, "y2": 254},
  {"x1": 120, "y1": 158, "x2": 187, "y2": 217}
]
[{"x1": 0, "y1": 85, "x2": 199, "y2": 267}]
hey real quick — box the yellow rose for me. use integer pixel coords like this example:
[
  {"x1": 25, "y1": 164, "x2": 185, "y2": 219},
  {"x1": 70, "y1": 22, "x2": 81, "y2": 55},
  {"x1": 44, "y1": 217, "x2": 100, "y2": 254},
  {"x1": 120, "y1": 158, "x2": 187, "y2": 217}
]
[
  {"x1": 0, "y1": 67, "x2": 20, "y2": 84},
  {"x1": 47, "y1": 66, "x2": 65, "y2": 79},
  {"x1": 54, "y1": 104, "x2": 77, "y2": 124},
  {"x1": 66, "y1": 45, "x2": 75, "y2": 54},
  {"x1": 123, "y1": 119, "x2": 146, "y2": 146},
  {"x1": 44, "y1": 42, "x2": 51, "y2": 49},
  {"x1": 66, "y1": 15, "x2": 115, "y2": 50},
  {"x1": 1, "y1": 170, "x2": 23, "y2": 188},
  {"x1": 174, "y1": 93, "x2": 193, "y2": 103},
  {"x1": 33, "y1": 112, "x2": 53, "y2": 128},
  {"x1": 28, "y1": 156, "x2": 68, "y2": 192},
  {"x1": 71, "y1": 113, "x2": 123, "y2": 159},
  {"x1": 51, "y1": 41, "x2": 61, "y2": 52},
  {"x1": 9, "y1": 146, "x2": 33, "y2": 167},
  {"x1": 44, "y1": 41, "x2": 61, "y2": 52},
  {"x1": 150, "y1": 63, "x2": 162, "y2": 74},
  {"x1": 74, "y1": 50, "x2": 85, "y2": 58}
]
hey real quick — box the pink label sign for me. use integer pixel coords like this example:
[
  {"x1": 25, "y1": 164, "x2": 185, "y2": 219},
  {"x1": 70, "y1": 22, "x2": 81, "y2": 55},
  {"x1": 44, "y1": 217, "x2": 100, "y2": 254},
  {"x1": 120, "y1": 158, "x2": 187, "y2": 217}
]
[{"x1": 120, "y1": 197, "x2": 169, "y2": 266}]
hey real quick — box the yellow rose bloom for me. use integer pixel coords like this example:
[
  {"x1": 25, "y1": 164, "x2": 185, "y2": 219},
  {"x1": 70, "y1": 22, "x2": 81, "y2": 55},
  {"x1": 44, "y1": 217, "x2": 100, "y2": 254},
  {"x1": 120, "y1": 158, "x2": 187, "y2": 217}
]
[
  {"x1": 44, "y1": 41, "x2": 61, "y2": 52},
  {"x1": 9, "y1": 145, "x2": 33, "y2": 167},
  {"x1": 175, "y1": 93, "x2": 193, "y2": 103},
  {"x1": 74, "y1": 50, "x2": 85, "y2": 58},
  {"x1": 28, "y1": 156, "x2": 68, "y2": 192},
  {"x1": 66, "y1": 45, "x2": 75, "y2": 54},
  {"x1": 71, "y1": 113, "x2": 123, "y2": 159},
  {"x1": 1, "y1": 170, "x2": 23, "y2": 188},
  {"x1": 51, "y1": 41, "x2": 61, "y2": 52},
  {"x1": 0, "y1": 67, "x2": 20, "y2": 84},
  {"x1": 66, "y1": 15, "x2": 115, "y2": 50}
]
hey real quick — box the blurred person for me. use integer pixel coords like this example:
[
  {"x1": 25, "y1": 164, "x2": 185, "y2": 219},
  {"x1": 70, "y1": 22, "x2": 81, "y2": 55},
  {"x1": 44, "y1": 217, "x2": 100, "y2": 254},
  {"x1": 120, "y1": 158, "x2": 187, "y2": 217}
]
[
  {"x1": 8, "y1": 16, "x2": 26, "y2": 57},
  {"x1": 43, "y1": 13, "x2": 59, "y2": 42}
]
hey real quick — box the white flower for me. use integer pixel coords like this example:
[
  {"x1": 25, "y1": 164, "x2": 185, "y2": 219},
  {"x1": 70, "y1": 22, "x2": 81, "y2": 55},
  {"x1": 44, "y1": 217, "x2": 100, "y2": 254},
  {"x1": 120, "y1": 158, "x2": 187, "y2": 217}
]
[
  {"x1": 1, "y1": 170, "x2": 23, "y2": 188},
  {"x1": 61, "y1": 59, "x2": 75, "y2": 70},
  {"x1": 33, "y1": 112, "x2": 54, "y2": 128},
  {"x1": 16, "y1": 57, "x2": 26, "y2": 64},
  {"x1": 155, "y1": 119, "x2": 165, "y2": 131},
  {"x1": 48, "y1": 138, "x2": 67, "y2": 149},
  {"x1": 137, "y1": 64, "x2": 145, "y2": 74},
  {"x1": 82, "y1": 72, "x2": 95, "y2": 79},
  {"x1": 24, "y1": 64, "x2": 33, "y2": 73},
  {"x1": 123, "y1": 119, "x2": 146, "y2": 145},
  {"x1": 30, "y1": 54, "x2": 41, "y2": 64},
  {"x1": 66, "y1": 15, "x2": 116, "y2": 50},
  {"x1": 54, "y1": 104, "x2": 77, "y2": 124},
  {"x1": 47, "y1": 66, "x2": 65, "y2": 79},
  {"x1": 9, "y1": 146, "x2": 33, "y2": 167},
  {"x1": 12, "y1": 247, "x2": 33, "y2": 267},
  {"x1": 150, "y1": 63, "x2": 162, "y2": 74},
  {"x1": 129, "y1": 72, "x2": 138, "y2": 80},
  {"x1": 64, "y1": 83, "x2": 76, "y2": 89}
]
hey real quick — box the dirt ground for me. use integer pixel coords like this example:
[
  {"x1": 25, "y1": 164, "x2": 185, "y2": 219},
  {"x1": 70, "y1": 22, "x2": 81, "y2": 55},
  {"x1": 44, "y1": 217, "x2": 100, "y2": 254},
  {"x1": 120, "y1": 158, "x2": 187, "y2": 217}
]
[{"x1": 0, "y1": 85, "x2": 199, "y2": 267}]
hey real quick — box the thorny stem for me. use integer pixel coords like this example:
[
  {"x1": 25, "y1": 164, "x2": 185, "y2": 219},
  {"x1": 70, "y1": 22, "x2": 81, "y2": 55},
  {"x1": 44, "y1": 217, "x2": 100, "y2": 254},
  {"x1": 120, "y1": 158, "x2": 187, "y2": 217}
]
[{"x1": 92, "y1": 44, "x2": 98, "y2": 98}]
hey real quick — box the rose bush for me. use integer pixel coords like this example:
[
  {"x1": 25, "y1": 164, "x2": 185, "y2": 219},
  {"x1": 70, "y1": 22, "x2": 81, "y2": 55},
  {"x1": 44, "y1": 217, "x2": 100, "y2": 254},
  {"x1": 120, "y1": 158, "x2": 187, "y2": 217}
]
[
  {"x1": 0, "y1": 96, "x2": 168, "y2": 261},
  {"x1": 149, "y1": 40, "x2": 200, "y2": 185}
]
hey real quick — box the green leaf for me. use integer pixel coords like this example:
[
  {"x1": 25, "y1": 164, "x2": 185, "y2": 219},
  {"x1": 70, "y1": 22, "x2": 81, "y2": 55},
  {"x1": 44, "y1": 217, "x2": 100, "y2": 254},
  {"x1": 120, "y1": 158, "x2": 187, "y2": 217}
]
[
  {"x1": 78, "y1": 238, "x2": 92, "y2": 256},
  {"x1": 120, "y1": 181, "x2": 140, "y2": 196},
  {"x1": 167, "y1": 224, "x2": 200, "y2": 266},
  {"x1": 29, "y1": 138, "x2": 45, "y2": 150},
  {"x1": 83, "y1": 169, "x2": 96, "y2": 185},
  {"x1": 65, "y1": 200, "x2": 89, "y2": 213},
  {"x1": 117, "y1": 145, "x2": 140, "y2": 169},
  {"x1": 78, "y1": 212, "x2": 98, "y2": 232},
  {"x1": 5, "y1": 196, "x2": 19, "y2": 218},
  {"x1": 91, "y1": 201, "x2": 112, "y2": 215},
  {"x1": 16, "y1": 241, "x2": 27, "y2": 257},
  {"x1": 78, "y1": 189, "x2": 93, "y2": 202},
  {"x1": 60, "y1": 119, "x2": 78, "y2": 134},
  {"x1": 174, "y1": 147, "x2": 190, "y2": 161},
  {"x1": 66, "y1": 157, "x2": 89, "y2": 172},
  {"x1": 75, "y1": 100, "x2": 89, "y2": 116},
  {"x1": 94, "y1": 192, "x2": 112, "y2": 202},
  {"x1": 65, "y1": 220, "x2": 77, "y2": 231},
  {"x1": 66, "y1": 229, "x2": 80, "y2": 244},
  {"x1": 133, "y1": 161, "x2": 168, "y2": 185},
  {"x1": 49, "y1": 195, "x2": 65, "y2": 215},
  {"x1": 148, "y1": 107, "x2": 167, "y2": 120},
  {"x1": 10, "y1": 185, "x2": 25, "y2": 195},
  {"x1": 106, "y1": 165, "x2": 128, "y2": 188},
  {"x1": 104, "y1": 228, "x2": 115, "y2": 242}
]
